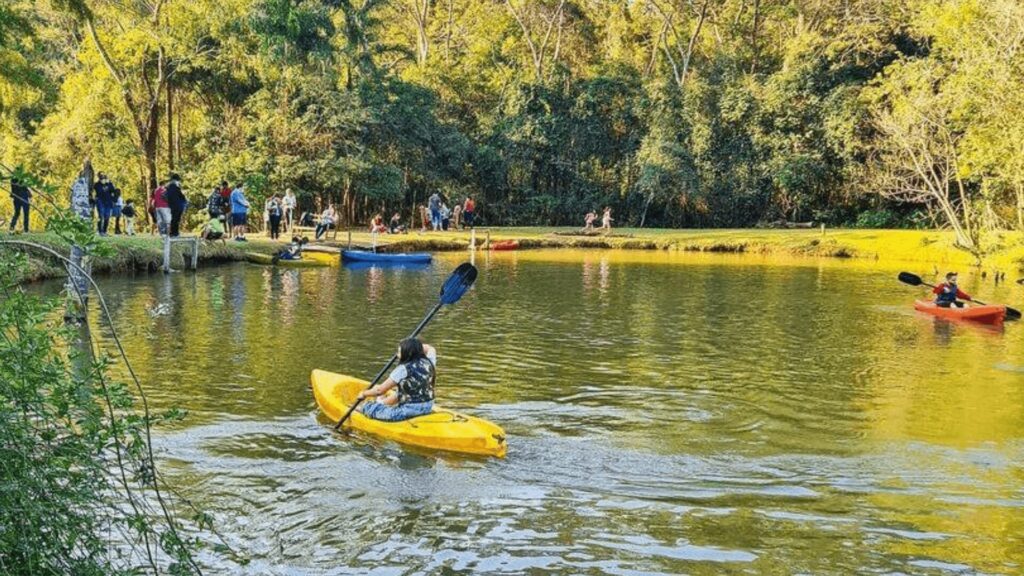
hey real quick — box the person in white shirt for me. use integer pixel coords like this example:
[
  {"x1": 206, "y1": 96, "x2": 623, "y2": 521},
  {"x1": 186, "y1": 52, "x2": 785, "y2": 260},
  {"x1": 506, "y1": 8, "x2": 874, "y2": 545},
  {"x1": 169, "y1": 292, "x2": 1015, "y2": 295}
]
[{"x1": 283, "y1": 189, "x2": 297, "y2": 232}]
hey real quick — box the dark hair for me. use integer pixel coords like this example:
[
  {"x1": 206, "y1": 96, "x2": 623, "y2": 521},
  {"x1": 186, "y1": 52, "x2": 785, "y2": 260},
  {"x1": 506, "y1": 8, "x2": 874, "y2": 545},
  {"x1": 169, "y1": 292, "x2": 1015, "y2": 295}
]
[
  {"x1": 169, "y1": 173, "x2": 180, "y2": 181},
  {"x1": 398, "y1": 337, "x2": 426, "y2": 364},
  {"x1": 220, "y1": 180, "x2": 228, "y2": 187},
  {"x1": 946, "y1": 272, "x2": 958, "y2": 280}
]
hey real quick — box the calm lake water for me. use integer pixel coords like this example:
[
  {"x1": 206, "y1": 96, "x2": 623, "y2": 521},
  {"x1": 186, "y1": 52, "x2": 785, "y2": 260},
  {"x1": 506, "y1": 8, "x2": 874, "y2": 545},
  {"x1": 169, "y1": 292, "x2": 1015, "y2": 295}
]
[{"x1": 62, "y1": 249, "x2": 1024, "y2": 574}]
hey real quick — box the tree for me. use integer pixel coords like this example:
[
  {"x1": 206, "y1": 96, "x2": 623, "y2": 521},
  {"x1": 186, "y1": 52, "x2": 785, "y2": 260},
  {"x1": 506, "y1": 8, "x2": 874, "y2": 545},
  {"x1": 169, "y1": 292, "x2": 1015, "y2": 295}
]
[{"x1": 866, "y1": 59, "x2": 978, "y2": 251}]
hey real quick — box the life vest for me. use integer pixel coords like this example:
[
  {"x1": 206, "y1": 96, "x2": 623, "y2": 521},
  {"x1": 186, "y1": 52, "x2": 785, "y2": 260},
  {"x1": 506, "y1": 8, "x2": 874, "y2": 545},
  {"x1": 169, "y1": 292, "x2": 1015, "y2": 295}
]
[
  {"x1": 935, "y1": 283, "x2": 959, "y2": 304},
  {"x1": 398, "y1": 357, "x2": 435, "y2": 404}
]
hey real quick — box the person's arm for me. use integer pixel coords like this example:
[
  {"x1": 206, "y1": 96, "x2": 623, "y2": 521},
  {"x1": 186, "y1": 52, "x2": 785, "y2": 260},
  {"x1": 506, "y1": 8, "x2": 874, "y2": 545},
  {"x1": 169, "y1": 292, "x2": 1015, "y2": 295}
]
[
  {"x1": 932, "y1": 285, "x2": 944, "y2": 295},
  {"x1": 957, "y1": 288, "x2": 972, "y2": 301},
  {"x1": 357, "y1": 378, "x2": 397, "y2": 400}
]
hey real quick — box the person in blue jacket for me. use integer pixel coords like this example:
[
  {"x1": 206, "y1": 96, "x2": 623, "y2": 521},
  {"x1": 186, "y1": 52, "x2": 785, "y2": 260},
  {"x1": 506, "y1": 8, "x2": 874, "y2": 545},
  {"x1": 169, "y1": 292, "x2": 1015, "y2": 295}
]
[
  {"x1": 8, "y1": 176, "x2": 31, "y2": 233},
  {"x1": 93, "y1": 173, "x2": 116, "y2": 236}
]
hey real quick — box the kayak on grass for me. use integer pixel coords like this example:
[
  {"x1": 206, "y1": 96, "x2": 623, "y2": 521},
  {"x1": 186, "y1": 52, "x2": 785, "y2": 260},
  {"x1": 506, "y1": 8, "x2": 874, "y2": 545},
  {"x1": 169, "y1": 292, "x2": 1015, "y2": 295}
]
[
  {"x1": 311, "y1": 369, "x2": 506, "y2": 458},
  {"x1": 246, "y1": 252, "x2": 330, "y2": 268},
  {"x1": 341, "y1": 250, "x2": 432, "y2": 264},
  {"x1": 913, "y1": 300, "x2": 1006, "y2": 324},
  {"x1": 490, "y1": 240, "x2": 519, "y2": 251}
]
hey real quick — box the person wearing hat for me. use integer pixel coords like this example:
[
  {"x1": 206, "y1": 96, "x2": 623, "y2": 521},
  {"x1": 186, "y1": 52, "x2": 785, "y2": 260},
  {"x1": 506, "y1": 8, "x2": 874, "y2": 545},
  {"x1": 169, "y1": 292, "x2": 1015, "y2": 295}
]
[{"x1": 933, "y1": 272, "x2": 972, "y2": 308}]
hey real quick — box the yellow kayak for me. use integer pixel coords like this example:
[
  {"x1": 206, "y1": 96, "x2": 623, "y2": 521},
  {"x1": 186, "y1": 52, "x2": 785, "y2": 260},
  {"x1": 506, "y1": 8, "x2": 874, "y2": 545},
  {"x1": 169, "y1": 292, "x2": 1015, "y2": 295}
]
[{"x1": 311, "y1": 369, "x2": 507, "y2": 458}]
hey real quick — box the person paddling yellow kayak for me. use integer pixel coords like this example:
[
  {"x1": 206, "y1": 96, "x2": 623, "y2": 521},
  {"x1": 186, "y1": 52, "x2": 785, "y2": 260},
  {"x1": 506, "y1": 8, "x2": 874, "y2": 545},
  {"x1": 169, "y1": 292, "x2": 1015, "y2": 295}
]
[{"x1": 356, "y1": 337, "x2": 436, "y2": 422}]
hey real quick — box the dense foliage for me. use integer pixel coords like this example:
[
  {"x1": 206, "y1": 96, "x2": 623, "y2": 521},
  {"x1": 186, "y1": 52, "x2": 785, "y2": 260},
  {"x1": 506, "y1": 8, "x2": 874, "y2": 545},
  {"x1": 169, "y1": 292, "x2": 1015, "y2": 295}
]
[
  {"x1": 0, "y1": 165, "x2": 206, "y2": 572},
  {"x1": 1, "y1": 0, "x2": 1023, "y2": 247}
]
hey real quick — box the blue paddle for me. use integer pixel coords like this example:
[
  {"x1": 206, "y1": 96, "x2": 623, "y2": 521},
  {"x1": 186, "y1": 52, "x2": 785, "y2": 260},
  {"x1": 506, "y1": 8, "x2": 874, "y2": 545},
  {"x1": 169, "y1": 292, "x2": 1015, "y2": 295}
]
[{"x1": 333, "y1": 262, "x2": 478, "y2": 430}]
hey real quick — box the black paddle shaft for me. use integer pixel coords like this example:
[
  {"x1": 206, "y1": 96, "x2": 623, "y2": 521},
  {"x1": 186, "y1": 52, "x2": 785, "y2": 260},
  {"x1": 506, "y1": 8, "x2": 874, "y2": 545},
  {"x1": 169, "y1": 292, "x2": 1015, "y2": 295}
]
[{"x1": 333, "y1": 301, "x2": 444, "y2": 431}]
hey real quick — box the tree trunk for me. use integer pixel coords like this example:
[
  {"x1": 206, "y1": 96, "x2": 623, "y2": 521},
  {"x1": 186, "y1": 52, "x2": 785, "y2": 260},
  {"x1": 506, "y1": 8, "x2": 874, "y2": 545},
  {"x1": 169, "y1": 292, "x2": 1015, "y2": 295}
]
[
  {"x1": 750, "y1": 0, "x2": 760, "y2": 73},
  {"x1": 1016, "y1": 182, "x2": 1024, "y2": 231},
  {"x1": 166, "y1": 82, "x2": 174, "y2": 171},
  {"x1": 639, "y1": 192, "x2": 654, "y2": 228}
]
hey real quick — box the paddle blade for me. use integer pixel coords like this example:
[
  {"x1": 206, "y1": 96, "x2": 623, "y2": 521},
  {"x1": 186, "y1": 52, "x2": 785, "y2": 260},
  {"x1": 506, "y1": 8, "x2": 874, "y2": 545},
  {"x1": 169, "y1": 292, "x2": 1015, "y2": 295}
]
[
  {"x1": 440, "y1": 263, "x2": 478, "y2": 305},
  {"x1": 898, "y1": 272, "x2": 923, "y2": 286},
  {"x1": 1006, "y1": 307, "x2": 1022, "y2": 321}
]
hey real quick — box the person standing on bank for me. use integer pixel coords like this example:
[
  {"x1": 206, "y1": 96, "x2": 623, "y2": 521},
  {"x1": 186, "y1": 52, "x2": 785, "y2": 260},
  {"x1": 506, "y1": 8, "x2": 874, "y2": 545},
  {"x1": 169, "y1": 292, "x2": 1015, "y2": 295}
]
[
  {"x1": 151, "y1": 180, "x2": 171, "y2": 236},
  {"x1": 267, "y1": 194, "x2": 283, "y2": 240},
  {"x1": 429, "y1": 191, "x2": 442, "y2": 231},
  {"x1": 8, "y1": 176, "x2": 31, "y2": 233},
  {"x1": 283, "y1": 188, "x2": 297, "y2": 233},
  {"x1": 463, "y1": 195, "x2": 476, "y2": 228},
  {"x1": 230, "y1": 182, "x2": 250, "y2": 242},
  {"x1": 112, "y1": 187, "x2": 124, "y2": 234},
  {"x1": 93, "y1": 173, "x2": 116, "y2": 236},
  {"x1": 165, "y1": 173, "x2": 187, "y2": 237},
  {"x1": 122, "y1": 200, "x2": 137, "y2": 235}
]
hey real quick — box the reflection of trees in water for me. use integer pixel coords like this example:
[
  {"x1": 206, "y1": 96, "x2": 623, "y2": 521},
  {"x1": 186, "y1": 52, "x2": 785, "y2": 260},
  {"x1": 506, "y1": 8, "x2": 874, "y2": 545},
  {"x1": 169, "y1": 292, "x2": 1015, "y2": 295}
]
[
  {"x1": 230, "y1": 268, "x2": 246, "y2": 343},
  {"x1": 278, "y1": 270, "x2": 299, "y2": 327},
  {"x1": 598, "y1": 256, "x2": 610, "y2": 295}
]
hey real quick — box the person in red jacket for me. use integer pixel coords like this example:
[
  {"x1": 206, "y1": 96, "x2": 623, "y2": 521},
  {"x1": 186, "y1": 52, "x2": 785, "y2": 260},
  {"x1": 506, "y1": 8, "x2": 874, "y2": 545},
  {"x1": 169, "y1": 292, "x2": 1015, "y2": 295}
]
[{"x1": 933, "y1": 272, "x2": 971, "y2": 308}]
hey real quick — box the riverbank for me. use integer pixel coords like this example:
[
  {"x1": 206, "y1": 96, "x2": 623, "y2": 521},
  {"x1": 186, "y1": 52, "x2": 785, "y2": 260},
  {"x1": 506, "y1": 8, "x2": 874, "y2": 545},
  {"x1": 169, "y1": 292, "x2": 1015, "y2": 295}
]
[
  {"x1": 0, "y1": 232, "x2": 284, "y2": 283},
  {"x1": 350, "y1": 227, "x2": 1024, "y2": 272},
  {"x1": 4, "y1": 227, "x2": 1024, "y2": 283}
]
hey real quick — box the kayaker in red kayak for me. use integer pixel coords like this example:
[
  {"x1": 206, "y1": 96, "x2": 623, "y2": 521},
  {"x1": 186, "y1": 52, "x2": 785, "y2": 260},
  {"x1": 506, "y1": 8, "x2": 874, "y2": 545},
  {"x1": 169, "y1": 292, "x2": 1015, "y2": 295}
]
[
  {"x1": 933, "y1": 272, "x2": 972, "y2": 308},
  {"x1": 356, "y1": 338, "x2": 436, "y2": 421}
]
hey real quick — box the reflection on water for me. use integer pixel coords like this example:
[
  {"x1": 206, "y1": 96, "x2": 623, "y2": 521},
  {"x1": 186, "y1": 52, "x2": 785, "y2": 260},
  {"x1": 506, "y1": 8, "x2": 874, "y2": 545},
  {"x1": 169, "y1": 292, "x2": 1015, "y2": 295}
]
[{"x1": 50, "y1": 250, "x2": 1024, "y2": 574}]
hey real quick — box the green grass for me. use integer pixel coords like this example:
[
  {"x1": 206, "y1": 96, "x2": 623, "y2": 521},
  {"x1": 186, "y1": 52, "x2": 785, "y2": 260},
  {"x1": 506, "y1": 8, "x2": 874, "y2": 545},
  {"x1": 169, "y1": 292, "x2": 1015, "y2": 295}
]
[
  {"x1": 5, "y1": 226, "x2": 1024, "y2": 283},
  {"x1": 346, "y1": 226, "x2": 1024, "y2": 272}
]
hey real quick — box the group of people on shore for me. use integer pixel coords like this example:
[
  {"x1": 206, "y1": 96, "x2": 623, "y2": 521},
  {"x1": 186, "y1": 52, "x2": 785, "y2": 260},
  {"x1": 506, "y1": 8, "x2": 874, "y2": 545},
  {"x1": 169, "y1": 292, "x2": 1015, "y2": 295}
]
[
  {"x1": 365, "y1": 193, "x2": 477, "y2": 236},
  {"x1": 412, "y1": 193, "x2": 476, "y2": 233},
  {"x1": 582, "y1": 207, "x2": 614, "y2": 233},
  {"x1": 8, "y1": 169, "x2": 482, "y2": 243}
]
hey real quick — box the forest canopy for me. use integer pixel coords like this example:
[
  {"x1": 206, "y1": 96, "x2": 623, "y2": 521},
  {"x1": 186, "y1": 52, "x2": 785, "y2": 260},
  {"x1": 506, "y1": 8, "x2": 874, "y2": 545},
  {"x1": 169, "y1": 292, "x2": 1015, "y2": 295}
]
[{"x1": 1, "y1": 0, "x2": 1023, "y2": 247}]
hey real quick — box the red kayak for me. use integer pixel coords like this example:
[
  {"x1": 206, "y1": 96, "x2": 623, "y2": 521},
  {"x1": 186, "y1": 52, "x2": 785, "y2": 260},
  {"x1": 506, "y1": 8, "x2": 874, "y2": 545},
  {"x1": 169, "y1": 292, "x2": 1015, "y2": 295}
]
[
  {"x1": 490, "y1": 240, "x2": 520, "y2": 251},
  {"x1": 914, "y1": 300, "x2": 1006, "y2": 325}
]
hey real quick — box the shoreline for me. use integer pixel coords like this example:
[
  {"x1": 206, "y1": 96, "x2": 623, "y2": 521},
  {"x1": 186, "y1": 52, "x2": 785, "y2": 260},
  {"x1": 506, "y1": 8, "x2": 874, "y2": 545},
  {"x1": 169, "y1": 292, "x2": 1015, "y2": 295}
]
[{"x1": 3, "y1": 228, "x2": 1023, "y2": 284}]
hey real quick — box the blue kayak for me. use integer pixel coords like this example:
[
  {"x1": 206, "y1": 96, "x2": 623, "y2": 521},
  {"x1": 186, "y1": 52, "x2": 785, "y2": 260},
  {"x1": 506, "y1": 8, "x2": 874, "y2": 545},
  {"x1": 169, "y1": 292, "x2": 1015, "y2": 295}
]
[
  {"x1": 343, "y1": 261, "x2": 431, "y2": 272},
  {"x1": 340, "y1": 250, "x2": 432, "y2": 264}
]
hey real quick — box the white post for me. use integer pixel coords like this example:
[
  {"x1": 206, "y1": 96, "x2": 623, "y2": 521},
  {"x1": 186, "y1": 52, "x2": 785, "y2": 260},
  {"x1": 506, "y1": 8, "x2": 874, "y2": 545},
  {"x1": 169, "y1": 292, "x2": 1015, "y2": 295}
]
[
  {"x1": 191, "y1": 238, "x2": 199, "y2": 270},
  {"x1": 371, "y1": 230, "x2": 378, "y2": 253},
  {"x1": 470, "y1": 228, "x2": 476, "y2": 251}
]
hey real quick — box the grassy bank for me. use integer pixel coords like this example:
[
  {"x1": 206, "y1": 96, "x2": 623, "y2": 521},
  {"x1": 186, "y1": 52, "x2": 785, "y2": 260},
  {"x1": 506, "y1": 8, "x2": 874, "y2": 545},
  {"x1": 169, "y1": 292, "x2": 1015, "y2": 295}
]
[
  {"x1": 5, "y1": 227, "x2": 1024, "y2": 283},
  {"x1": 342, "y1": 227, "x2": 1024, "y2": 273},
  {"x1": 0, "y1": 232, "x2": 284, "y2": 283}
]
